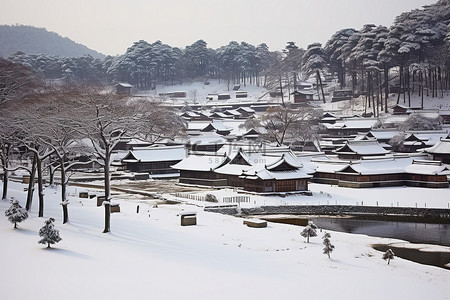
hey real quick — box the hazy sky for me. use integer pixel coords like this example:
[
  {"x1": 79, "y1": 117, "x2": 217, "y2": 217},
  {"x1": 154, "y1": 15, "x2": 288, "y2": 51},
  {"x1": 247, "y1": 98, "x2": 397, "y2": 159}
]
[{"x1": 1, "y1": 0, "x2": 437, "y2": 56}]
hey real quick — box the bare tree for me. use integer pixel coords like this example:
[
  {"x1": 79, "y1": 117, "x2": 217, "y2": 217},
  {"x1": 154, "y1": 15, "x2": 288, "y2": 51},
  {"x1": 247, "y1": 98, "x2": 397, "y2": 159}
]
[
  {"x1": 73, "y1": 87, "x2": 184, "y2": 233},
  {"x1": 0, "y1": 57, "x2": 43, "y2": 106},
  {"x1": 245, "y1": 105, "x2": 322, "y2": 146}
]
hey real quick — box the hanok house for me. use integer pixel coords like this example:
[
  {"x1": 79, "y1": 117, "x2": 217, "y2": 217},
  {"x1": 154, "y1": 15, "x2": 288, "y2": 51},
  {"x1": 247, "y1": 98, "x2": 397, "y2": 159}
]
[
  {"x1": 312, "y1": 154, "x2": 449, "y2": 188},
  {"x1": 291, "y1": 90, "x2": 314, "y2": 103},
  {"x1": 323, "y1": 118, "x2": 378, "y2": 136},
  {"x1": 121, "y1": 145, "x2": 187, "y2": 176},
  {"x1": 171, "y1": 153, "x2": 229, "y2": 186},
  {"x1": 115, "y1": 82, "x2": 133, "y2": 95},
  {"x1": 333, "y1": 140, "x2": 390, "y2": 160},
  {"x1": 201, "y1": 119, "x2": 232, "y2": 136},
  {"x1": 404, "y1": 160, "x2": 450, "y2": 188},
  {"x1": 174, "y1": 145, "x2": 313, "y2": 193},
  {"x1": 391, "y1": 104, "x2": 421, "y2": 115},
  {"x1": 237, "y1": 154, "x2": 312, "y2": 193},
  {"x1": 423, "y1": 138, "x2": 450, "y2": 164},
  {"x1": 235, "y1": 91, "x2": 248, "y2": 98}
]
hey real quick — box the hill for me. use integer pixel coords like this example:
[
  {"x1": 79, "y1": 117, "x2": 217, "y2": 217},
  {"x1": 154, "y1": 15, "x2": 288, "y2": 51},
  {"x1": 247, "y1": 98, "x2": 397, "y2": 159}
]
[{"x1": 0, "y1": 24, "x2": 105, "y2": 59}]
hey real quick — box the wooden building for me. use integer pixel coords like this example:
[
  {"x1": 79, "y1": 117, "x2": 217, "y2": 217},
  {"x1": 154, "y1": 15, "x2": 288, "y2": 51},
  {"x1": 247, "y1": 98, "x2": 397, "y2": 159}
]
[
  {"x1": 424, "y1": 138, "x2": 450, "y2": 163},
  {"x1": 333, "y1": 140, "x2": 390, "y2": 160},
  {"x1": 312, "y1": 155, "x2": 449, "y2": 188},
  {"x1": 121, "y1": 145, "x2": 187, "y2": 176},
  {"x1": 115, "y1": 83, "x2": 133, "y2": 95},
  {"x1": 173, "y1": 145, "x2": 312, "y2": 193},
  {"x1": 291, "y1": 90, "x2": 314, "y2": 103}
]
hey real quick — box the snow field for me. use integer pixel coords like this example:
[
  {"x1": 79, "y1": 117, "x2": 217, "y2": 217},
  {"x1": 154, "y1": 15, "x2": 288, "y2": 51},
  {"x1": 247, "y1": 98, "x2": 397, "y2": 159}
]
[{"x1": 0, "y1": 181, "x2": 449, "y2": 300}]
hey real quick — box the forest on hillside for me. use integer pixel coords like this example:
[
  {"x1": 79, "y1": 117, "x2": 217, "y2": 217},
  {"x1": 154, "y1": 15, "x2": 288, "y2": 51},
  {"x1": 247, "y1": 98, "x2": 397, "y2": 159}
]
[{"x1": 3, "y1": 0, "x2": 450, "y2": 115}]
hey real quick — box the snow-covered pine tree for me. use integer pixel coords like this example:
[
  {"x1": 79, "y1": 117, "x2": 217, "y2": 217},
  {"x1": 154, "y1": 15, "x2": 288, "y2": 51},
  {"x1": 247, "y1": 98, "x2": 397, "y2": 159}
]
[
  {"x1": 301, "y1": 221, "x2": 318, "y2": 243},
  {"x1": 382, "y1": 248, "x2": 395, "y2": 265},
  {"x1": 38, "y1": 217, "x2": 62, "y2": 248},
  {"x1": 4, "y1": 199, "x2": 28, "y2": 228},
  {"x1": 322, "y1": 232, "x2": 335, "y2": 258}
]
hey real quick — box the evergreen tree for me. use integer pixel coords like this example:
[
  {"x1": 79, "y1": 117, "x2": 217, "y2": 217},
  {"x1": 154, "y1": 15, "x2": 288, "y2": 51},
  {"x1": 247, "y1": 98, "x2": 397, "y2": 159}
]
[
  {"x1": 382, "y1": 248, "x2": 395, "y2": 265},
  {"x1": 322, "y1": 232, "x2": 335, "y2": 258},
  {"x1": 38, "y1": 217, "x2": 62, "y2": 248},
  {"x1": 4, "y1": 199, "x2": 28, "y2": 229},
  {"x1": 301, "y1": 221, "x2": 318, "y2": 243}
]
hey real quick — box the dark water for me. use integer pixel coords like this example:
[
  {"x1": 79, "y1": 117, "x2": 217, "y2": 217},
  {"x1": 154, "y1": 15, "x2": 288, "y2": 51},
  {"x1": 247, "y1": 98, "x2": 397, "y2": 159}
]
[
  {"x1": 308, "y1": 217, "x2": 450, "y2": 270},
  {"x1": 309, "y1": 217, "x2": 450, "y2": 247}
]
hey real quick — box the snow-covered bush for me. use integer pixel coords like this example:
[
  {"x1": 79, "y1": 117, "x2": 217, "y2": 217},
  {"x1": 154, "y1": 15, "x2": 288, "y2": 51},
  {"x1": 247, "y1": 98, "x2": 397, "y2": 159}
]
[
  {"x1": 205, "y1": 194, "x2": 218, "y2": 203},
  {"x1": 38, "y1": 217, "x2": 62, "y2": 248},
  {"x1": 382, "y1": 248, "x2": 395, "y2": 265},
  {"x1": 301, "y1": 221, "x2": 318, "y2": 243},
  {"x1": 5, "y1": 199, "x2": 28, "y2": 229},
  {"x1": 322, "y1": 232, "x2": 335, "y2": 258}
]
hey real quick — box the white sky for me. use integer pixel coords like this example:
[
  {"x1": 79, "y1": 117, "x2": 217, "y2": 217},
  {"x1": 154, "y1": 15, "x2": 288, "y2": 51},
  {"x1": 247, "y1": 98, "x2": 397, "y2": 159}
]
[{"x1": 1, "y1": 0, "x2": 438, "y2": 56}]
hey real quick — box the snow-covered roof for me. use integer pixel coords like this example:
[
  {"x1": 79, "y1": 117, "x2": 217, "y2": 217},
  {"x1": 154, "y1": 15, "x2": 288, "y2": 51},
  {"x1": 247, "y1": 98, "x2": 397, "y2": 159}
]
[
  {"x1": 224, "y1": 110, "x2": 242, "y2": 116},
  {"x1": 241, "y1": 167, "x2": 312, "y2": 181},
  {"x1": 237, "y1": 106, "x2": 256, "y2": 113},
  {"x1": 423, "y1": 138, "x2": 450, "y2": 154},
  {"x1": 405, "y1": 131, "x2": 449, "y2": 146},
  {"x1": 188, "y1": 133, "x2": 227, "y2": 146},
  {"x1": 334, "y1": 140, "x2": 390, "y2": 156},
  {"x1": 313, "y1": 154, "x2": 443, "y2": 176},
  {"x1": 116, "y1": 82, "x2": 133, "y2": 88},
  {"x1": 171, "y1": 154, "x2": 228, "y2": 171},
  {"x1": 405, "y1": 160, "x2": 450, "y2": 176},
  {"x1": 122, "y1": 145, "x2": 187, "y2": 163},
  {"x1": 368, "y1": 129, "x2": 401, "y2": 141},
  {"x1": 201, "y1": 119, "x2": 233, "y2": 132}
]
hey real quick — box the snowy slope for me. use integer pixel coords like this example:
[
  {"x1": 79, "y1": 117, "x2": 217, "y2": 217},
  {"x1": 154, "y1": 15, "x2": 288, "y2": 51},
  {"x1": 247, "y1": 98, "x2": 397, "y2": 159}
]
[{"x1": 0, "y1": 181, "x2": 449, "y2": 300}]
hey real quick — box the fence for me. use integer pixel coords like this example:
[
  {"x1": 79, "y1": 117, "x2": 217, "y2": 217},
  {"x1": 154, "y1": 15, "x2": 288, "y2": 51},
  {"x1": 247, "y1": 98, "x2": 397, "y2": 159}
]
[
  {"x1": 174, "y1": 193, "x2": 250, "y2": 204},
  {"x1": 174, "y1": 192, "x2": 206, "y2": 202},
  {"x1": 223, "y1": 196, "x2": 250, "y2": 204}
]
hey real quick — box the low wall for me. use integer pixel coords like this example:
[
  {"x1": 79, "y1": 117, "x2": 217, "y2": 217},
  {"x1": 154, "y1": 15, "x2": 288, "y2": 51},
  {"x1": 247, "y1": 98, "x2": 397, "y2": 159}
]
[{"x1": 205, "y1": 205, "x2": 450, "y2": 223}]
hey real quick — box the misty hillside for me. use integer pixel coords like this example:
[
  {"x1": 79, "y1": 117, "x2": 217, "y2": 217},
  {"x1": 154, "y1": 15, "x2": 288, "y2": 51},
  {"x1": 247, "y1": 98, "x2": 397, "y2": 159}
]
[{"x1": 0, "y1": 25, "x2": 105, "y2": 59}]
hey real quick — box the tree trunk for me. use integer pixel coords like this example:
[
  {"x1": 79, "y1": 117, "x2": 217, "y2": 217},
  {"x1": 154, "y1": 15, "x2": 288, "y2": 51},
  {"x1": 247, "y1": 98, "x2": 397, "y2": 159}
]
[
  {"x1": 1, "y1": 144, "x2": 10, "y2": 200},
  {"x1": 60, "y1": 157, "x2": 69, "y2": 224},
  {"x1": 397, "y1": 65, "x2": 403, "y2": 104},
  {"x1": 279, "y1": 75, "x2": 285, "y2": 106},
  {"x1": 317, "y1": 70, "x2": 326, "y2": 103},
  {"x1": 36, "y1": 156, "x2": 44, "y2": 218},
  {"x1": 103, "y1": 151, "x2": 111, "y2": 233},
  {"x1": 2, "y1": 171, "x2": 7, "y2": 200},
  {"x1": 26, "y1": 154, "x2": 37, "y2": 211},
  {"x1": 384, "y1": 64, "x2": 389, "y2": 113}
]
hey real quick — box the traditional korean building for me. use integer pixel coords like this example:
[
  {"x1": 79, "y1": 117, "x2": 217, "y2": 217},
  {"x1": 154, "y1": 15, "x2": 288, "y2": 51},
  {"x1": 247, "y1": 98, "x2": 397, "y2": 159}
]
[
  {"x1": 201, "y1": 119, "x2": 232, "y2": 135},
  {"x1": 333, "y1": 140, "x2": 390, "y2": 160},
  {"x1": 173, "y1": 144, "x2": 312, "y2": 193},
  {"x1": 312, "y1": 154, "x2": 449, "y2": 188},
  {"x1": 121, "y1": 145, "x2": 187, "y2": 176},
  {"x1": 291, "y1": 90, "x2": 314, "y2": 103},
  {"x1": 171, "y1": 153, "x2": 229, "y2": 186},
  {"x1": 423, "y1": 138, "x2": 450, "y2": 163},
  {"x1": 115, "y1": 82, "x2": 133, "y2": 95}
]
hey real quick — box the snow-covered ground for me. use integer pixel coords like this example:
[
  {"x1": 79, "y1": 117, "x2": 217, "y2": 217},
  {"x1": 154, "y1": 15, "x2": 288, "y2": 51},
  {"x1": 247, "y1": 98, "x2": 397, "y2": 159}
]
[
  {"x1": 1, "y1": 180, "x2": 449, "y2": 300},
  {"x1": 168, "y1": 183, "x2": 450, "y2": 209}
]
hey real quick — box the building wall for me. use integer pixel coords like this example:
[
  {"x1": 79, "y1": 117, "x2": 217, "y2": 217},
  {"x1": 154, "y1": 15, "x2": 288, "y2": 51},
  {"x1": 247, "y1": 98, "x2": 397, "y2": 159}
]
[{"x1": 313, "y1": 172, "x2": 449, "y2": 188}]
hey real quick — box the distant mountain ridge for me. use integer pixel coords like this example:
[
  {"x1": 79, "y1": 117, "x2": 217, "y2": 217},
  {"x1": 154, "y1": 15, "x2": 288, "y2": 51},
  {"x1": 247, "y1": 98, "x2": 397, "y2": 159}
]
[{"x1": 0, "y1": 25, "x2": 105, "y2": 59}]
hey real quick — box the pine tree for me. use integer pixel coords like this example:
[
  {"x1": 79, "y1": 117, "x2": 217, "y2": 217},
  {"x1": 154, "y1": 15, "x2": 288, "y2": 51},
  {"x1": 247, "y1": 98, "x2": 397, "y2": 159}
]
[
  {"x1": 322, "y1": 232, "x2": 335, "y2": 258},
  {"x1": 4, "y1": 199, "x2": 28, "y2": 228},
  {"x1": 301, "y1": 221, "x2": 318, "y2": 243},
  {"x1": 38, "y1": 217, "x2": 62, "y2": 248},
  {"x1": 382, "y1": 249, "x2": 395, "y2": 265}
]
